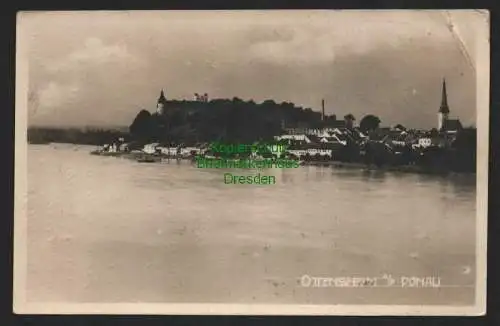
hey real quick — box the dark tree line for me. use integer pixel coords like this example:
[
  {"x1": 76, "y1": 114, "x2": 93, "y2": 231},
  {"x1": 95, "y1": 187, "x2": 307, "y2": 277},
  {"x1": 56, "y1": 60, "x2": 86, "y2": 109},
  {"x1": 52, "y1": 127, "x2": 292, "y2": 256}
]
[
  {"x1": 27, "y1": 127, "x2": 129, "y2": 145},
  {"x1": 359, "y1": 127, "x2": 476, "y2": 173},
  {"x1": 359, "y1": 115, "x2": 381, "y2": 132}
]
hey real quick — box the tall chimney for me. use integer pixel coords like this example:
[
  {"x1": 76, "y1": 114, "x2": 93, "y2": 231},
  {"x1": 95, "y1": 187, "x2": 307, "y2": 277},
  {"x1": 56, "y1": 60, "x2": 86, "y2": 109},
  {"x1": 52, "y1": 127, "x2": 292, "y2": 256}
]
[{"x1": 321, "y1": 99, "x2": 325, "y2": 121}]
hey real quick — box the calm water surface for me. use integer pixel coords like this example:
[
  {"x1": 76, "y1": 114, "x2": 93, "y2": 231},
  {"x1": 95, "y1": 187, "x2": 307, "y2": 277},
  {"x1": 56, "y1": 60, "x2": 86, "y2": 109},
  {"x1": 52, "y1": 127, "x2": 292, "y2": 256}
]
[{"x1": 26, "y1": 144, "x2": 477, "y2": 305}]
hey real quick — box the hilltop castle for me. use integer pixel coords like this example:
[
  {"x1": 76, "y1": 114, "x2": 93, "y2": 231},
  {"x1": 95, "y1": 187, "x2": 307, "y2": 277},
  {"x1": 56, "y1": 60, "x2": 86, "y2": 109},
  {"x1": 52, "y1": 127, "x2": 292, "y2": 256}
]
[{"x1": 155, "y1": 89, "x2": 209, "y2": 115}]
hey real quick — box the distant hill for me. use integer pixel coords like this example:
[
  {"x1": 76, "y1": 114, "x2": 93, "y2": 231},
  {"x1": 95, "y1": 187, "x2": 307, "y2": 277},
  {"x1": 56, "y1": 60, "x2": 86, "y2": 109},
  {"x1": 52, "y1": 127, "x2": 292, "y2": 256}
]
[{"x1": 28, "y1": 124, "x2": 130, "y2": 131}]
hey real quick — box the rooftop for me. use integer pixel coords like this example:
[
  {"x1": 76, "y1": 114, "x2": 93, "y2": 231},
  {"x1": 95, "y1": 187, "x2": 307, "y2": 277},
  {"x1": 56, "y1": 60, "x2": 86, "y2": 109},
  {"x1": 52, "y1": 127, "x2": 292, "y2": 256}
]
[{"x1": 441, "y1": 119, "x2": 463, "y2": 132}]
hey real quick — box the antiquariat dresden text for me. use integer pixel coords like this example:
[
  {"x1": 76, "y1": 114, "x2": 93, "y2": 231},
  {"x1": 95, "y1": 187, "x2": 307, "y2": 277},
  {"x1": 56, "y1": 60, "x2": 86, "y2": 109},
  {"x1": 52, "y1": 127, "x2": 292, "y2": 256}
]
[{"x1": 224, "y1": 173, "x2": 276, "y2": 185}]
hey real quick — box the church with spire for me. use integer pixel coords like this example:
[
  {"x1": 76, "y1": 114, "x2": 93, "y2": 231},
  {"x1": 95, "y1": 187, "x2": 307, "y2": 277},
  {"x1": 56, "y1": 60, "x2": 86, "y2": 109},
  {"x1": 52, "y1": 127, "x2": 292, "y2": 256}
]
[{"x1": 438, "y1": 78, "x2": 462, "y2": 134}]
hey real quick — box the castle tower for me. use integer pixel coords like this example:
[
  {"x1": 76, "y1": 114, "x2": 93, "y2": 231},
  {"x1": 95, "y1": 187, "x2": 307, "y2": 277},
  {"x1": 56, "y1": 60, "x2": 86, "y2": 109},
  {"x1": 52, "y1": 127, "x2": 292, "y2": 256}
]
[
  {"x1": 438, "y1": 79, "x2": 450, "y2": 130},
  {"x1": 157, "y1": 89, "x2": 168, "y2": 115}
]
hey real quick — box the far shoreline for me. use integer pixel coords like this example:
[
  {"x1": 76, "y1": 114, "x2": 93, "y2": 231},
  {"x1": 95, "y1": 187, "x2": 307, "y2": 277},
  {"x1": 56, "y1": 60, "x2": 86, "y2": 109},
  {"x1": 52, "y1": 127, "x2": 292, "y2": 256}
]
[{"x1": 27, "y1": 142, "x2": 477, "y2": 177}]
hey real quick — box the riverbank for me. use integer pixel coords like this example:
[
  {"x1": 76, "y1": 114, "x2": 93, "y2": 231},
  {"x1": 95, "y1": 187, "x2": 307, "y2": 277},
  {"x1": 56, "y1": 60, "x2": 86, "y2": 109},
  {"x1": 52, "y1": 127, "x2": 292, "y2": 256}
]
[
  {"x1": 89, "y1": 149, "x2": 475, "y2": 176},
  {"x1": 300, "y1": 160, "x2": 474, "y2": 176}
]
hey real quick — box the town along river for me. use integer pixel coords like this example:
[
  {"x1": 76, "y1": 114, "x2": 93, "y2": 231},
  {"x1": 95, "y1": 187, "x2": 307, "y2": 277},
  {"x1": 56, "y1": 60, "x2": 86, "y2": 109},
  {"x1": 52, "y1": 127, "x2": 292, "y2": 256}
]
[{"x1": 26, "y1": 144, "x2": 476, "y2": 305}]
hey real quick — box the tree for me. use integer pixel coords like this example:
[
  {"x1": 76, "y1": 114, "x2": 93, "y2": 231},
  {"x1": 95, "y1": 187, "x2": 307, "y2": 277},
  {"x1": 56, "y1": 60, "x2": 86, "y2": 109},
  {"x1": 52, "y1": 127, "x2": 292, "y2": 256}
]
[
  {"x1": 344, "y1": 113, "x2": 356, "y2": 129},
  {"x1": 129, "y1": 109, "x2": 155, "y2": 141},
  {"x1": 262, "y1": 99, "x2": 276, "y2": 106},
  {"x1": 360, "y1": 115, "x2": 381, "y2": 132},
  {"x1": 344, "y1": 113, "x2": 355, "y2": 121}
]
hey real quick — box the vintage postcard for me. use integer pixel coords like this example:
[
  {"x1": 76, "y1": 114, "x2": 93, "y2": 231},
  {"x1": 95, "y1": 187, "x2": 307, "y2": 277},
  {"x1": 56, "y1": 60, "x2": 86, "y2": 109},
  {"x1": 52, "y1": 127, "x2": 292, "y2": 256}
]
[{"x1": 14, "y1": 10, "x2": 489, "y2": 315}]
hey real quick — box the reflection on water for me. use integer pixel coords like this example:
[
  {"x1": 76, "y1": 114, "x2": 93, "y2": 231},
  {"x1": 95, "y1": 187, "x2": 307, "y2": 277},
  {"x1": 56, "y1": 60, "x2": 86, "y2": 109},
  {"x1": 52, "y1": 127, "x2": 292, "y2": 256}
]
[{"x1": 26, "y1": 144, "x2": 477, "y2": 305}]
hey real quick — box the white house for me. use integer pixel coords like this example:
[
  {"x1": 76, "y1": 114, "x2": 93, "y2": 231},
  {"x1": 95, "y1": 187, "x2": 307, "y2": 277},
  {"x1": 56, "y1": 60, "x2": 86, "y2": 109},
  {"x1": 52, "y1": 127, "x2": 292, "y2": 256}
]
[
  {"x1": 177, "y1": 146, "x2": 201, "y2": 156},
  {"x1": 143, "y1": 143, "x2": 160, "y2": 154},
  {"x1": 287, "y1": 149, "x2": 308, "y2": 157},
  {"x1": 107, "y1": 143, "x2": 118, "y2": 153},
  {"x1": 184, "y1": 146, "x2": 202, "y2": 155},
  {"x1": 274, "y1": 134, "x2": 312, "y2": 143},
  {"x1": 417, "y1": 137, "x2": 443, "y2": 148},
  {"x1": 305, "y1": 147, "x2": 333, "y2": 157},
  {"x1": 303, "y1": 128, "x2": 334, "y2": 137},
  {"x1": 392, "y1": 140, "x2": 406, "y2": 147},
  {"x1": 418, "y1": 138, "x2": 431, "y2": 148},
  {"x1": 118, "y1": 143, "x2": 129, "y2": 152},
  {"x1": 319, "y1": 133, "x2": 348, "y2": 146},
  {"x1": 286, "y1": 143, "x2": 346, "y2": 158},
  {"x1": 158, "y1": 147, "x2": 179, "y2": 155}
]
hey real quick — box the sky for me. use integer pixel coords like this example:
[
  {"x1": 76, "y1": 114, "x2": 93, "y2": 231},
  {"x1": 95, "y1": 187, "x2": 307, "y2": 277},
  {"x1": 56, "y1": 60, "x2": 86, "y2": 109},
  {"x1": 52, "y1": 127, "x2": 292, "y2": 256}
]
[{"x1": 20, "y1": 10, "x2": 488, "y2": 129}]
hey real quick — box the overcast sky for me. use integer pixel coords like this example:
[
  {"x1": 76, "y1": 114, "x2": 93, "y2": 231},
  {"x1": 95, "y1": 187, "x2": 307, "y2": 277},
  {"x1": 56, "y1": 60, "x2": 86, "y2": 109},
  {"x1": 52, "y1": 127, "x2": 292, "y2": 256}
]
[{"x1": 21, "y1": 10, "x2": 487, "y2": 129}]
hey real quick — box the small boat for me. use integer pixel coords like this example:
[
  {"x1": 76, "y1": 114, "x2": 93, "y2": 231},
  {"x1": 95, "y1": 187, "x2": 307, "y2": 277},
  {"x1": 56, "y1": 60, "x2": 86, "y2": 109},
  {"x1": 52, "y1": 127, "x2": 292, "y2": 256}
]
[
  {"x1": 137, "y1": 155, "x2": 160, "y2": 163},
  {"x1": 92, "y1": 151, "x2": 122, "y2": 157}
]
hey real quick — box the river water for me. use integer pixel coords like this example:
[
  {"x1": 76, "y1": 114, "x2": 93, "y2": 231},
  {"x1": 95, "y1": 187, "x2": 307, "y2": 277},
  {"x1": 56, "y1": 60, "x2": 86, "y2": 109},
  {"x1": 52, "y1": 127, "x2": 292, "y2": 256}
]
[{"x1": 26, "y1": 144, "x2": 477, "y2": 305}]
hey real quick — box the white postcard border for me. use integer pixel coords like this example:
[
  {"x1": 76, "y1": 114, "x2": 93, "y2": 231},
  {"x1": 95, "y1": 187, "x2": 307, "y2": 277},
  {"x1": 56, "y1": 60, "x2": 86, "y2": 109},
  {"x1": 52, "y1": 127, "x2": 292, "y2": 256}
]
[{"x1": 13, "y1": 9, "x2": 489, "y2": 316}]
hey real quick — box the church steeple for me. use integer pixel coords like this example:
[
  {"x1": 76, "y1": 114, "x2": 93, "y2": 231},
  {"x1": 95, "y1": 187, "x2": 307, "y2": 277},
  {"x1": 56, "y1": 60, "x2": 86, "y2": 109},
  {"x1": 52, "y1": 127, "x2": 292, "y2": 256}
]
[
  {"x1": 439, "y1": 79, "x2": 449, "y2": 114},
  {"x1": 438, "y1": 78, "x2": 450, "y2": 131}
]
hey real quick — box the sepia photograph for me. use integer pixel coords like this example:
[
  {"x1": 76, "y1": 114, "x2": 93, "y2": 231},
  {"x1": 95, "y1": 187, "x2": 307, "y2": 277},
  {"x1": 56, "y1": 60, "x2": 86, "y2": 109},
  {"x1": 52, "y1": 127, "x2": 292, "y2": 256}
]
[{"x1": 14, "y1": 10, "x2": 489, "y2": 315}]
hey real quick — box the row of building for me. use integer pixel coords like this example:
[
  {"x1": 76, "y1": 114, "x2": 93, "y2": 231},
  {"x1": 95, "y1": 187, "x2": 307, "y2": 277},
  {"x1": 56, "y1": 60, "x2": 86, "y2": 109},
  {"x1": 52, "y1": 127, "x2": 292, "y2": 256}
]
[{"x1": 273, "y1": 79, "x2": 464, "y2": 158}]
